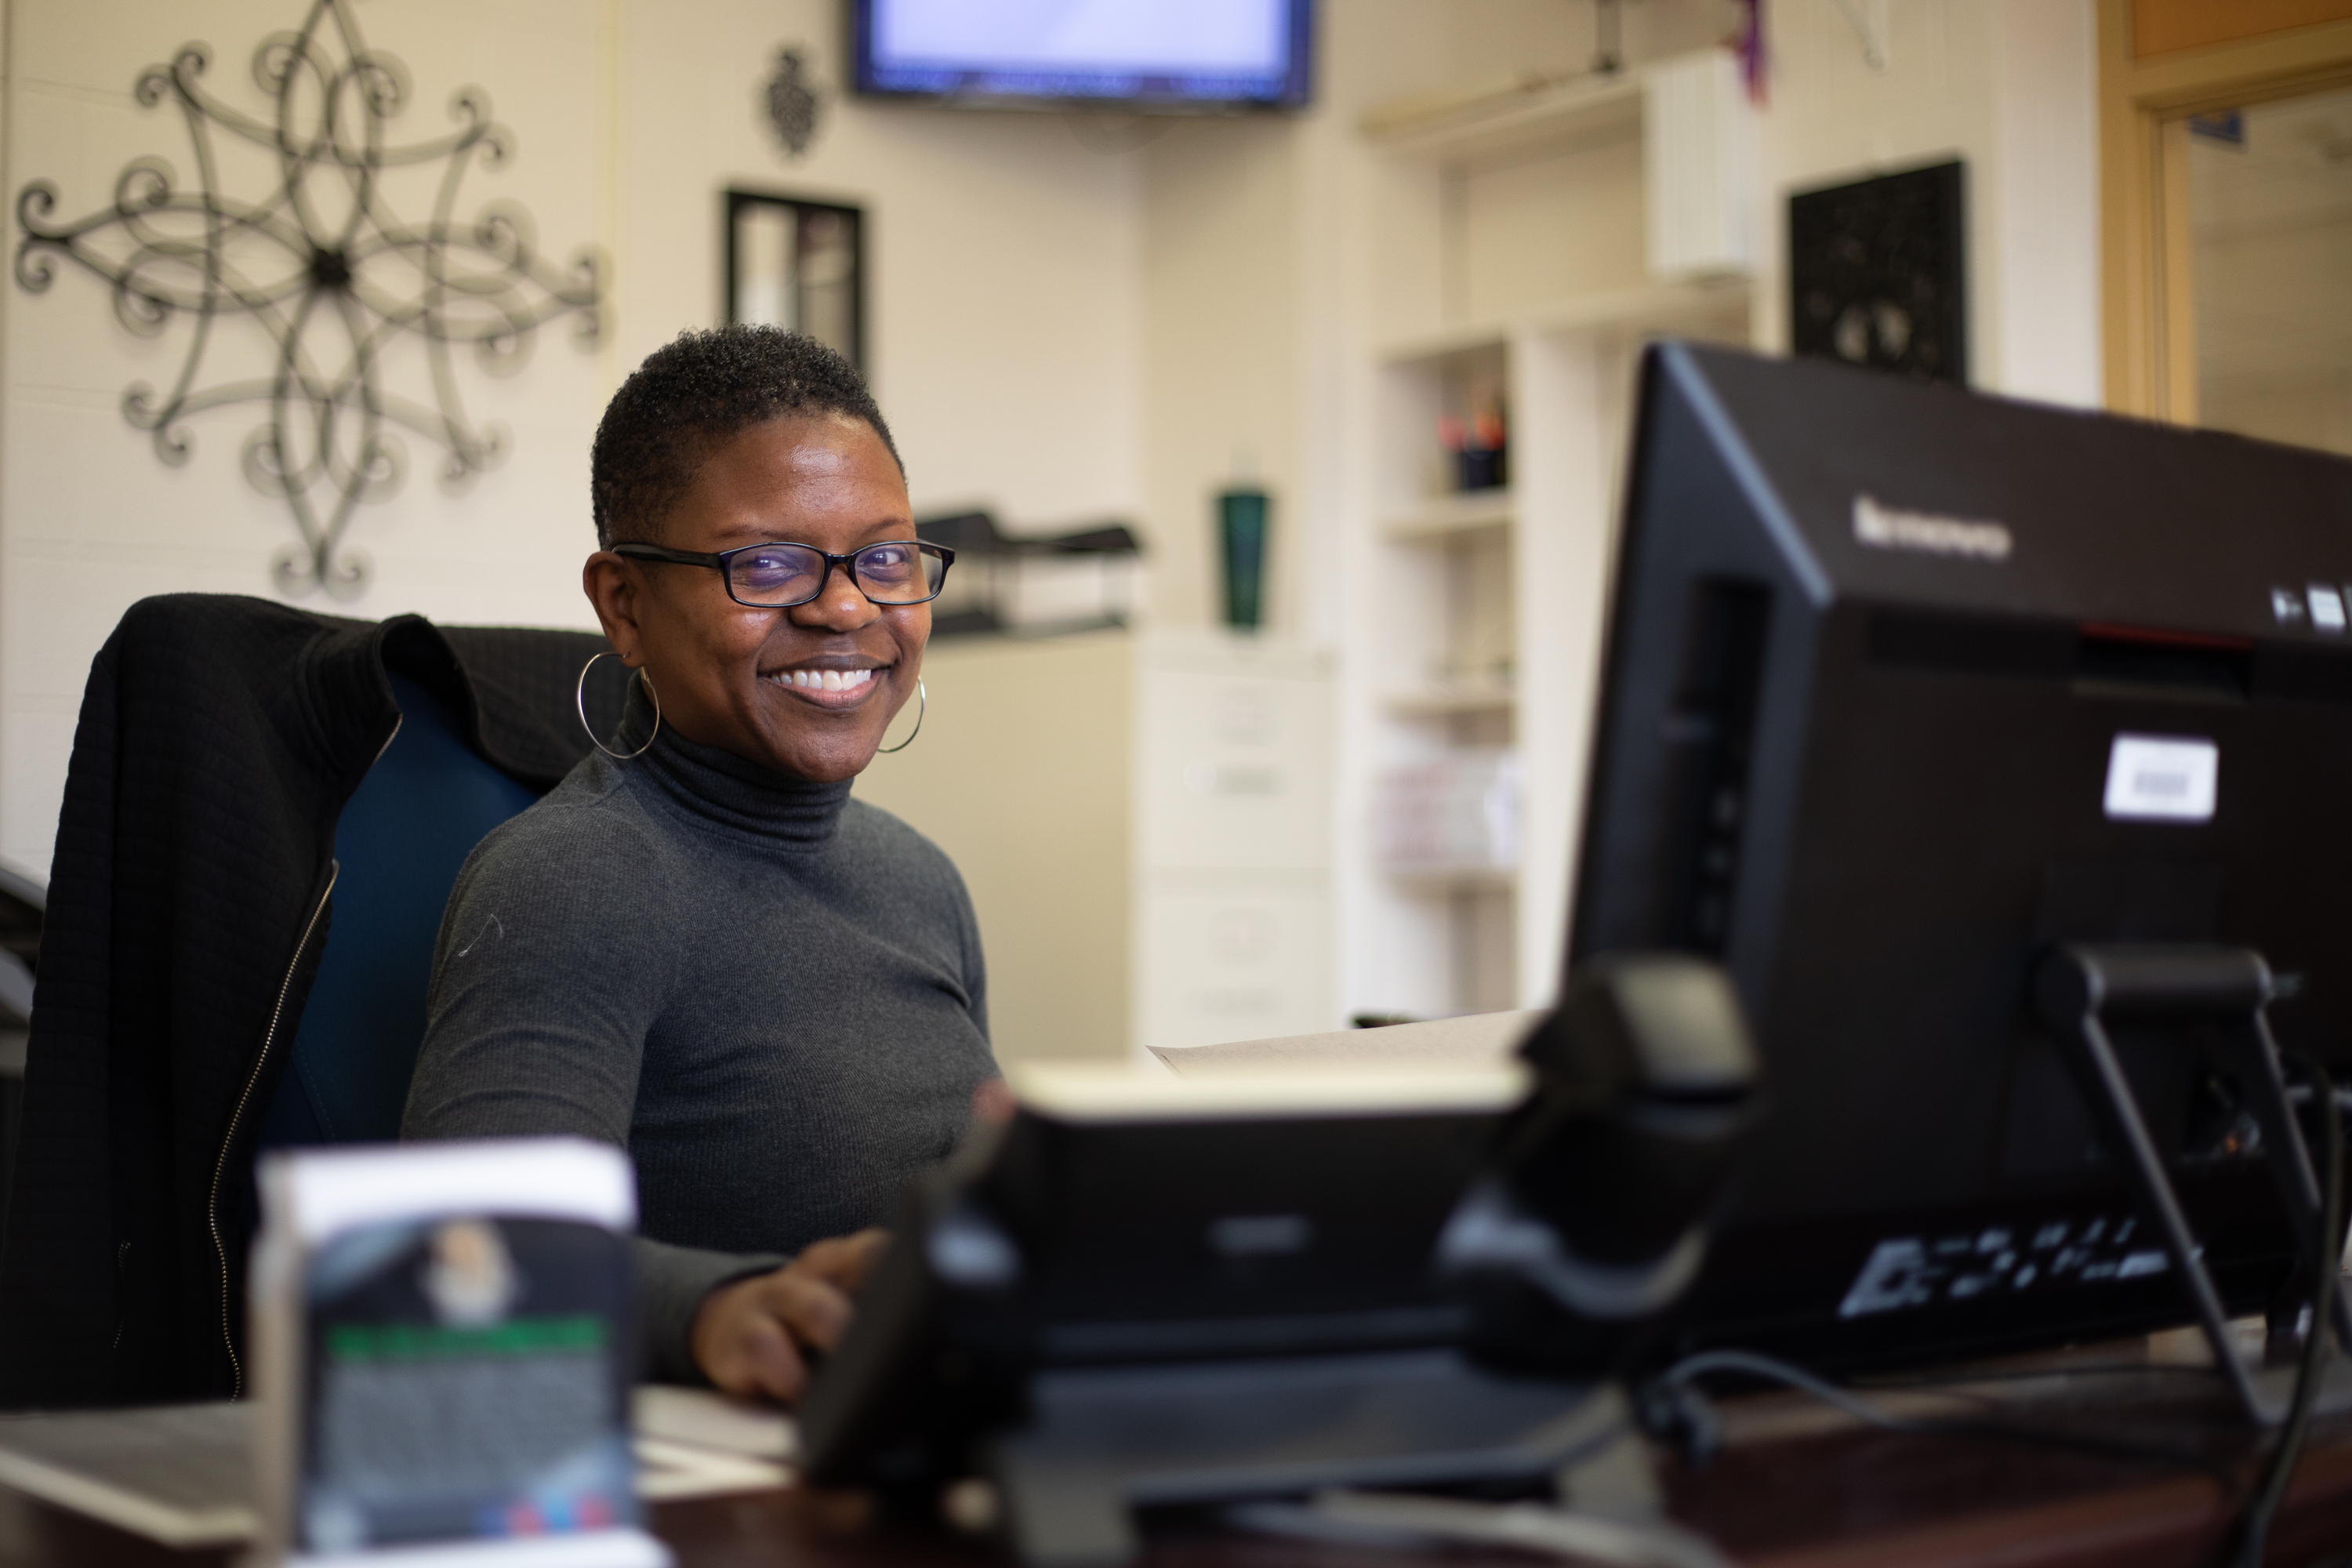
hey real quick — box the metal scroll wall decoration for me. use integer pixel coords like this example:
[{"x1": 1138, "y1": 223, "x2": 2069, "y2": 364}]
[{"x1": 12, "y1": 0, "x2": 603, "y2": 597}]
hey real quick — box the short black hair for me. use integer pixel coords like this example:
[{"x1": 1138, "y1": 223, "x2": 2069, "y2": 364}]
[{"x1": 590, "y1": 325, "x2": 902, "y2": 547}]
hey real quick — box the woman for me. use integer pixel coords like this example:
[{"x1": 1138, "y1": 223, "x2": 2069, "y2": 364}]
[{"x1": 402, "y1": 326, "x2": 995, "y2": 1400}]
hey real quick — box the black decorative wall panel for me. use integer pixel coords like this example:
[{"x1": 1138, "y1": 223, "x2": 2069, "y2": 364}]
[{"x1": 1789, "y1": 161, "x2": 1967, "y2": 387}]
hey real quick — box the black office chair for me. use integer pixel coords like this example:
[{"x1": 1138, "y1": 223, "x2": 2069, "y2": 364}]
[
  {"x1": 0, "y1": 594, "x2": 626, "y2": 1408},
  {"x1": 0, "y1": 864, "x2": 38, "y2": 1245},
  {"x1": 250, "y1": 667, "x2": 541, "y2": 1148}
]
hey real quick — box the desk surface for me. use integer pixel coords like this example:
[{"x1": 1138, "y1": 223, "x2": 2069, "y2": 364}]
[{"x1": 5, "y1": 1366, "x2": 2350, "y2": 1568}]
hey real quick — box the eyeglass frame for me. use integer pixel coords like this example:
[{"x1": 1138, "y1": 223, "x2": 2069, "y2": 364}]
[{"x1": 610, "y1": 538, "x2": 956, "y2": 609}]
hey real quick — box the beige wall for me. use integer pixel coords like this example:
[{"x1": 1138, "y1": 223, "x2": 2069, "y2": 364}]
[
  {"x1": 0, "y1": 0, "x2": 1145, "y2": 876},
  {"x1": 604, "y1": 0, "x2": 1145, "y2": 531},
  {"x1": 1136, "y1": 119, "x2": 1299, "y2": 636},
  {"x1": 851, "y1": 632, "x2": 1133, "y2": 1064}
]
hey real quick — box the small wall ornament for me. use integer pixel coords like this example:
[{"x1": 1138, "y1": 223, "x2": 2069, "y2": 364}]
[
  {"x1": 764, "y1": 47, "x2": 826, "y2": 160},
  {"x1": 12, "y1": 0, "x2": 604, "y2": 597}
]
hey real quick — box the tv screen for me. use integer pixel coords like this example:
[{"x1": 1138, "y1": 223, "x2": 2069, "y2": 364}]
[{"x1": 849, "y1": 0, "x2": 1314, "y2": 111}]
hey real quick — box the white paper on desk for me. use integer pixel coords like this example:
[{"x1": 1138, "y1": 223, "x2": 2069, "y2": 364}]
[
  {"x1": 0, "y1": 1403, "x2": 260, "y2": 1547},
  {"x1": 630, "y1": 1439, "x2": 789, "y2": 1501},
  {"x1": 630, "y1": 1387, "x2": 797, "y2": 1461},
  {"x1": 1008, "y1": 1058, "x2": 1528, "y2": 1120},
  {"x1": 627, "y1": 1388, "x2": 795, "y2": 1501},
  {"x1": 0, "y1": 1391, "x2": 793, "y2": 1548}
]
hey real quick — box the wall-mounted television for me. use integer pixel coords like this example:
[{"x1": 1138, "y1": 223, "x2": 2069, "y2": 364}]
[{"x1": 848, "y1": 0, "x2": 1314, "y2": 112}]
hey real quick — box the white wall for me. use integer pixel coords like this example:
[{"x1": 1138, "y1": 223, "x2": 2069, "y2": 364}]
[
  {"x1": 0, "y1": 0, "x2": 1144, "y2": 877},
  {"x1": 606, "y1": 0, "x2": 1142, "y2": 530},
  {"x1": 1750, "y1": 0, "x2": 2100, "y2": 407}
]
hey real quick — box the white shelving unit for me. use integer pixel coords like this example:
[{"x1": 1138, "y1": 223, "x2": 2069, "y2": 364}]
[{"x1": 1341, "y1": 49, "x2": 1759, "y2": 1022}]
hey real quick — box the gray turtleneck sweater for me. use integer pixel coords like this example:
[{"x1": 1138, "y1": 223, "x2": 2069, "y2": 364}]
[{"x1": 400, "y1": 715, "x2": 995, "y2": 1381}]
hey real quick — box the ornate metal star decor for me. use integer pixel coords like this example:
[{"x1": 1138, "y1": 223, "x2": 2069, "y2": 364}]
[
  {"x1": 764, "y1": 47, "x2": 825, "y2": 160},
  {"x1": 12, "y1": 0, "x2": 604, "y2": 598}
]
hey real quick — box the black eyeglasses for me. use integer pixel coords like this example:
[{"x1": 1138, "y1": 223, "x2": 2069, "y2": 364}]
[{"x1": 613, "y1": 539, "x2": 954, "y2": 609}]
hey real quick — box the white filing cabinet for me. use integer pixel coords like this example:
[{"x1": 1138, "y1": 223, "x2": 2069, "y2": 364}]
[
  {"x1": 853, "y1": 628, "x2": 1334, "y2": 1064},
  {"x1": 1130, "y1": 633, "x2": 1334, "y2": 1060}
]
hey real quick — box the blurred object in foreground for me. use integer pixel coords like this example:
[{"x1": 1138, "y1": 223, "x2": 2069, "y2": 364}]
[
  {"x1": 797, "y1": 962, "x2": 1752, "y2": 1566},
  {"x1": 796, "y1": 1058, "x2": 1549, "y2": 1564},
  {"x1": 249, "y1": 1138, "x2": 667, "y2": 1567}
]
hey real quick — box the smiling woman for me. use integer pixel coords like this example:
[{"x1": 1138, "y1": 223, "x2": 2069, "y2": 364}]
[
  {"x1": 586, "y1": 397, "x2": 938, "y2": 780},
  {"x1": 400, "y1": 327, "x2": 998, "y2": 1399}
]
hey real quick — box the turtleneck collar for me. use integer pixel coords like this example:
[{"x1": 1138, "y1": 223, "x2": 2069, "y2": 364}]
[{"x1": 619, "y1": 684, "x2": 854, "y2": 848}]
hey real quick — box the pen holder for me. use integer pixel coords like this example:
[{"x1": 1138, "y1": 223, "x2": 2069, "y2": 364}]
[{"x1": 1454, "y1": 445, "x2": 1508, "y2": 492}]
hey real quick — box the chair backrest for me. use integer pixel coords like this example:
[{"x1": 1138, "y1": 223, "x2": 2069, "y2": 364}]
[{"x1": 254, "y1": 670, "x2": 541, "y2": 1146}]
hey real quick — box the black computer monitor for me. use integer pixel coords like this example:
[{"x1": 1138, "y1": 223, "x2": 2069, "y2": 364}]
[{"x1": 1579, "y1": 342, "x2": 2352, "y2": 1371}]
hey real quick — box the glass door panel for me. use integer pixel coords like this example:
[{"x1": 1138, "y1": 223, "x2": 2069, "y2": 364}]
[{"x1": 2187, "y1": 85, "x2": 2352, "y2": 456}]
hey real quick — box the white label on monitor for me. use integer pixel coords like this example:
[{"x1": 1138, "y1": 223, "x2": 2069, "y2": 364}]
[{"x1": 2102, "y1": 735, "x2": 2217, "y2": 823}]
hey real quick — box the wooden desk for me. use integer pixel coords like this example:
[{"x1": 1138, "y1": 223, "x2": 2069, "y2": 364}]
[{"x1": 5, "y1": 1370, "x2": 2350, "y2": 1568}]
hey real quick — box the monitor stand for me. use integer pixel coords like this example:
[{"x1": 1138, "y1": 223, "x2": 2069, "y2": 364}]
[
  {"x1": 978, "y1": 1348, "x2": 1618, "y2": 1566},
  {"x1": 2038, "y1": 943, "x2": 2352, "y2": 1425}
]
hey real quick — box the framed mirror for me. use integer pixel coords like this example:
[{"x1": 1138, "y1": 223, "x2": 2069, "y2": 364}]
[{"x1": 724, "y1": 190, "x2": 864, "y2": 369}]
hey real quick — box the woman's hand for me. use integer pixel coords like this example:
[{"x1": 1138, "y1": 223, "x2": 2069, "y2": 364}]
[{"x1": 689, "y1": 1229, "x2": 889, "y2": 1402}]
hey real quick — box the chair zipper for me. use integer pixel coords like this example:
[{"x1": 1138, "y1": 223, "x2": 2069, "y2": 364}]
[
  {"x1": 112, "y1": 1240, "x2": 130, "y2": 1354},
  {"x1": 206, "y1": 861, "x2": 338, "y2": 1400},
  {"x1": 205, "y1": 703, "x2": 401, "y2": 1398}
]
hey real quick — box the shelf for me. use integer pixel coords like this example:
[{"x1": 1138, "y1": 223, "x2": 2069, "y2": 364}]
[
  {"x1": 1382, "y1": 492, "x2": 1512, "y2": 542},
  {"x1": 1364, "y1": 67, "x2": 1643, "y2": 165},
  {"x1": 1378, "y1": 277, "x2": 1753, "y2": 367},
  {"x1": 1384, "y1": 864, "x2": 1518, "y2": 893},
  {"x1": 1382, "y1": 681, "x2": 1516, "y2": 719},
  {"x1": 1519, "y1": 275, "x2": 1752, "y2": 338},
  {"x1": 1377, "y1": 326, "x2": 1508, "y2": 369}
]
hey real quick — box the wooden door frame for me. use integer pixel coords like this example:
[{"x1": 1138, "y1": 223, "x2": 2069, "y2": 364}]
[{"x1": 2099, "y1": 1, "x2": 2352, "y2": 417}]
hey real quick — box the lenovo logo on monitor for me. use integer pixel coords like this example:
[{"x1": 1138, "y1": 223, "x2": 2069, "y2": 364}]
[{"x1": 1853, "y1": 494, "x2": 2013, "y2": 562}]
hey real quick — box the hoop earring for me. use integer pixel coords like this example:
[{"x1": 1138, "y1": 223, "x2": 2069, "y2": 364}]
[
  {"x1": 876, "y1": 679, "x2": 926, "y2": 754},
  {"x1": 576, "y1": 652, "x2": 662, "y2": 760}
]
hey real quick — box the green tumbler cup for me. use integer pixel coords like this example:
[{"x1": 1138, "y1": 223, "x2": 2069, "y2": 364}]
[{"x1": 1219, "y1": 488, "x2": 1269, "y2": 630}]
